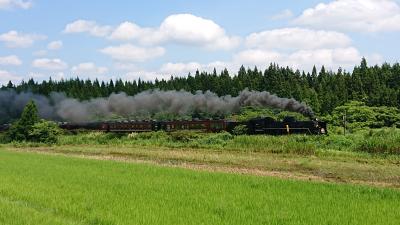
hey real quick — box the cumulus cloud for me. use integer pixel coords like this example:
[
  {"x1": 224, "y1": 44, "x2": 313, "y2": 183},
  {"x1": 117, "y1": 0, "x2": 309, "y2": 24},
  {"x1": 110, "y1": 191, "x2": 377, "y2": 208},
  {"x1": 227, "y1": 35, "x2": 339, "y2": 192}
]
[
  {"x1": 0, "y1": 55, "x2": 22, "y2": 66},
  {"x1": 158, "y1": 14, "x2": 241, "y2": 50},
  {"x1": 100, "y1": 44, "x2": 165, "y2": 62},
  {"x1": 64, "y1": 20, "x2": 112, "y2": 37},
  {"x1": 246, "y1": 28, "x2": 352, "y2": 50},
  {"x1": 0, "y1": 0, "x2": 32, "y2": 10},
  {"x1": 0, "y1": 30, "x2": 46, "y2": 48},
  {"x1": 0, "y1": 70, "x2": 22, "y2": 85},
  {"x1": 271, "y1": 9, "x2": 294, "y2": 20},
  {"x1": 32, "y1": 58, "x2": 68, "y2": 70},
  {"x1": 71, "y1": 62, "x2": 108, "y2": 75},
  {"x1": 233, "y1": 47, "x2": 362, "y2": 71},
  {"x1": 109, "y1": 21, "x2": 163, "y2": 44},
  {"x1": 109, "y1": 14, "x2": 241, "y2": 50},
  {"x1": 33, "y1": 50, "x2": 47, "y2": 57},
  {"x1": 159, "y1": 62, "x2": 202, "y2": 75},
  {"x1": 47, "y1": 40, "x2": 63, "y2": 50},
  {"x1": 293, "y1": 0, "x2": 400, "y2": 32}
]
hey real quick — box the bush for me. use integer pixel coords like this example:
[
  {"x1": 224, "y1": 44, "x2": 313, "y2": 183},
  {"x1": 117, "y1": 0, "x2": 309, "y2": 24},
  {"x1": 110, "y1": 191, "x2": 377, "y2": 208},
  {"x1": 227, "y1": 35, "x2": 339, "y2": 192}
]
[
  {"x1": 168, "y1": 131, "x2": 201, "y2": 142},
  {"x1": 356, "y1": 128, "x2": 400, "y2": 154},
  {"x1": 232, "y1": 125, "x2": 248, "y2": 135},
  {"x1": 197, "y1": 132, "x2": 233, "y2": 147},
  {"x1": 0, "y1": 132, "x2": 11, "y2": 144},
  {"x1": 29, "y1": 120, "x2": 62, "y2": 144}
]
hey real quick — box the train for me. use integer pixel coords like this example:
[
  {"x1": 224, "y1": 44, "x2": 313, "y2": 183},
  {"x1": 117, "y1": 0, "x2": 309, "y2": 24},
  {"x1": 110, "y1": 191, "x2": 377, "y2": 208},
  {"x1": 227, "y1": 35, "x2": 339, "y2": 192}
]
[
  {"x1": 57, "y1": 117, "x2": 327, "y2": 135},
  {"x1": 0, "y1": 117, "x2": 327, "y2": 135}
]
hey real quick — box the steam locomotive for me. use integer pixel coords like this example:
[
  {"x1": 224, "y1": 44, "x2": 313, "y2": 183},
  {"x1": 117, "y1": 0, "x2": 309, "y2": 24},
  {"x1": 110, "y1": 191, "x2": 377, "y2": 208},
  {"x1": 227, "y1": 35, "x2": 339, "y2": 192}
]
[
  {"x1": 56, "y1": 117, "x2": 327, "y2": 135},
  {"x1": 0, "y1": 117, "x2": 327, "y2": 135}
]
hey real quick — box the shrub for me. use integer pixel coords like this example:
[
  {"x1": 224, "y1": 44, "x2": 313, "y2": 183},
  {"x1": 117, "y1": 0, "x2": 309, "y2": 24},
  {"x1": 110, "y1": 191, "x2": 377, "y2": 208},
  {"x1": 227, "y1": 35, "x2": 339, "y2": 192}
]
[
  {"x1": 232, "y1": 125, "x2": 248, "y2": 135},
  {"x1": 356, "y1": 128, "x2": 400, "y2": 154},
  {"x1": 197, "y1": 132, "x2": 233, "y2": 147},
  {"x1": 29, "y1": 120, "x2": 62, "y2": 144},
  {"x1": 168, "y1": 130, "x2": 201, "y2": 142}
]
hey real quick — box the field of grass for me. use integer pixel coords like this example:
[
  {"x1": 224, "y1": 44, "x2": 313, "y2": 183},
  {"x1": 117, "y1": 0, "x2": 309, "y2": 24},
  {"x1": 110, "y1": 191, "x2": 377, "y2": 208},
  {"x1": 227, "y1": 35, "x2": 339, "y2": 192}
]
[
  {"x1": 1, "y1": 127, "x2": 400, "y2": 188},
  {"x1": 0, "y1": 149, "x2": 399, "y2": 225}
]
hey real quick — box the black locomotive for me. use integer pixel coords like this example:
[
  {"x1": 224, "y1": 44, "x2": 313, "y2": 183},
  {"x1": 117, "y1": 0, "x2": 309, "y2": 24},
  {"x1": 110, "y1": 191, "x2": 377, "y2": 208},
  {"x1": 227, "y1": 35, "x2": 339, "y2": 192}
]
[{"x1": 57, "y1": 117, "x2": 327, "y2": 135}]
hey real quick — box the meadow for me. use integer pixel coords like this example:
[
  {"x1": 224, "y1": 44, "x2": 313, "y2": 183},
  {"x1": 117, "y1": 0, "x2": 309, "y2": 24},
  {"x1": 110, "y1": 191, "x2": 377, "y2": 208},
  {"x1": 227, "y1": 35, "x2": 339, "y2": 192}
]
[
  {"x1": 0, "y1": 149, "x2": 399, "y2": 225},
  {"x1": 2, "y1": 127, "x2": 400, "y2": 187}
]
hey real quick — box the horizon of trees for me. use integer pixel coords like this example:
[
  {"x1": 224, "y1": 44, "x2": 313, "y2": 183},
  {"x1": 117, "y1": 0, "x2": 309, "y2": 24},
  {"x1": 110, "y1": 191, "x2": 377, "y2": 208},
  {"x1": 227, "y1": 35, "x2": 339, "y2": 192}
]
[{"x1": 2, "y1": 58, "x2": 400, "y2": 116}]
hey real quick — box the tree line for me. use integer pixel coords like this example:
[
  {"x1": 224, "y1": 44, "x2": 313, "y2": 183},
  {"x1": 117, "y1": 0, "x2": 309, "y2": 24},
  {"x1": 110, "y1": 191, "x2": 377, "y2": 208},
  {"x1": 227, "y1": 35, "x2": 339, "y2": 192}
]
[{"x1": 2, "y1": 58, "x2": 400, "y2": 116}]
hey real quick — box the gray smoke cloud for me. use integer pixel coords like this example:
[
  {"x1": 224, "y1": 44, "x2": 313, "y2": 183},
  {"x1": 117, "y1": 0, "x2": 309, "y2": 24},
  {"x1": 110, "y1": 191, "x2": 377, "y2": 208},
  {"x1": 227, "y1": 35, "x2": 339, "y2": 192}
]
[
  {"x1": 0, "y1": 89, "x2": 314, "y2": 123},
  {"x1": 0, "y1": 89, "x2": 58, "y2": 123}
]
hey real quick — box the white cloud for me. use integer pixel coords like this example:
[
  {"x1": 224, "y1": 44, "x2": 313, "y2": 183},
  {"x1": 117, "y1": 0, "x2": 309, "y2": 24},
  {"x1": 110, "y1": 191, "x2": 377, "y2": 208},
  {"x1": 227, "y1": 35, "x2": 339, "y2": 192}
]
[
  {"x1": 32, "y1": 58, "x2": 68, "y2": 70},
  {"x1": 0, "y1": 55, "x2": 22, "y2": 66},
  {"x1": 233, "y1": 47, "x2": 362, "y2": 71},
  {"x1": 271, "y1": 9, "x2": 294, "y2": 20},
  {"x1": 157, "y1": 61, "x2": 232, "y2": 77},
  {"x1": 109, "y1": 14, "x2": 241, "y2": 50},
  {"x1": 0, "y1": 70, "x2": 22, "y2": 85},
  {"x1": 109, "y1": 21, "x2": 162, "y2": 44},
  {"x1": 33, "y1": 50, "x2": 47, "y2": 56},
  {"x1": 246, "y1": 28, "x2": 352, "y2": 50},
  {"x1": 71, "y1": 62, "x2": 108, "y2": 75},
  {"x1": 159, "y1": 62, "x2": 202, "y2": 75},
  {"x1": 0, "y1": 0, "x2": 32, "y2": 10},
  {"x1": 47, "y1": 40, "x2": 63, "y2": 50},
  {"x1": 64, "y1": 20, "x2": 112, "y2": 37},
  {"x1": 0, "y1": 30, "x2": 46, "y2": 48},
  {"x1": 113, "y1": 62, "x2": 138, "y2": 71},
  {"x1": 159, "y1": 14, "x2": 240, "y2": 50},
  {"x1": 100, "y1": 44, "x2": 165, "y2": 62},
  {"x1": 293, "y1": 0, "x2": 400, "y2": 32},
  {"x1": 233, "y1": 49, "x2": 282, "y2": 66}
]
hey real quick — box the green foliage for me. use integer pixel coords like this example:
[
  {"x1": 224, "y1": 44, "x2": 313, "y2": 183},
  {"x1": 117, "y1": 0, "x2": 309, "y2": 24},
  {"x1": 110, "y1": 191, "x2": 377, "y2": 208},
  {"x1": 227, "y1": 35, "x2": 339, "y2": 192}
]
[
  {"x1": 168, "y1": 130, "x2": 201, "y2": 142},
  {"x1": 229, "y1": 106, "x2": 308, "y2": 123},
  {"x1": 52, "y1": 127, "x2": 400, "y2": 156},
  {"x1": 230, "y1": 106, "x2": 277, "y2": 122},
  {"x1": 331, "y1": 101, "x2": 400, "y2": 130},
  {"x1": 0, "y1": 132, "x2": 10, "y2": 144},
  {"x1": 7, "y1": 100, "x2": 40, "y2": 141},
  {"x1": 29, "y1": 120, "x2": 62, "y2": 144},
  {"x1": 276, "y1": 111, "x2": 308, "y2": 121},
  {"x1": 232, "y1": 124, "x2": 248, "y2": 135},
  {"x1": 356, "y1": 128, "x2": 400, "y2": 154},
  {"x1": 5, "y1": 101, "x2": 62, "y2": 144},
  {"x1": 196, "y1": 131, "x2": 233, "y2": 146}
]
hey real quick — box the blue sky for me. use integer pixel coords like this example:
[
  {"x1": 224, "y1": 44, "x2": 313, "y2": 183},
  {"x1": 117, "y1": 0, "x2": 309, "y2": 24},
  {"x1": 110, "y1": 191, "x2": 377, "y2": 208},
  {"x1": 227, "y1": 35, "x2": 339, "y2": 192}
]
[{"x1": 1, "y1": 0, "x2": 400, "y2": 85}]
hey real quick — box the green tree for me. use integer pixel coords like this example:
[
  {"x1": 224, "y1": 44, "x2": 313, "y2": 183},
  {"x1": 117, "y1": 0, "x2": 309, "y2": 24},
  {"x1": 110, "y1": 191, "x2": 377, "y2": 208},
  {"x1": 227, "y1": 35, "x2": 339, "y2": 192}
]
[
  {"x1": 8, "y1": 100, "x2": 40, "y2": 141},
  {"x1": 29, "y1": 120, "x2": 62, "y2": 143}
]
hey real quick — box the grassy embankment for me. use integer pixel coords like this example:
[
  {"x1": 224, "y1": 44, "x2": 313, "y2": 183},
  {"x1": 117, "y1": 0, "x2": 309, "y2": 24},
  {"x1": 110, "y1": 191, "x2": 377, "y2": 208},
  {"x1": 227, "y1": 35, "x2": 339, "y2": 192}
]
[
  {"x1": 0, "y1": 149, "x2": 399, "y2": 225},
  {"x1": 1, "y1": 127, "x2": 400, "y2": 187}
]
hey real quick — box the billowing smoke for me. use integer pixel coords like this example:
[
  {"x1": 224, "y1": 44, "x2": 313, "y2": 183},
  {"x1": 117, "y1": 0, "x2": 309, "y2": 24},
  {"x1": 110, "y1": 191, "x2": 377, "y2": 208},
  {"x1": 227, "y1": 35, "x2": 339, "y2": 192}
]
[
  {"x1": 0, "y1": 89, "x2": 314, "y2": 123},
  {"x1": 0, "y1": 89, "x2": 58, "y2": 123}
]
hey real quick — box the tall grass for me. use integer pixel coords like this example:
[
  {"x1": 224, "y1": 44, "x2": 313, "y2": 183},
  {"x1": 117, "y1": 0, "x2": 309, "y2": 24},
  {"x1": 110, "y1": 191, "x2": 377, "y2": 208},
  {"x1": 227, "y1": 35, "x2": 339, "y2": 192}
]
[{"x1": 5, "y1": 127, "x2": 400, "y2": 156}]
